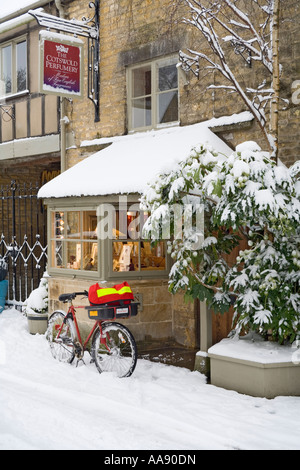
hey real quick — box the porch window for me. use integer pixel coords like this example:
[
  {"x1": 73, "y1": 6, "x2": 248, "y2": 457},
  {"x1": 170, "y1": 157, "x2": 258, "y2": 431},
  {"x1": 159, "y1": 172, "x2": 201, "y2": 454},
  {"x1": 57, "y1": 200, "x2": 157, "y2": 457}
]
[
  {"x1": 128, "y1": 56, "x2": 179, "y2": 131},
  {"x1": 51, "y1": 210, "x2": 98, "y2": 272},
  {"x1": 49, "y1": 205, "x2": 168, "y2": 279},
  {"x1": 111, "y1": 210, "x2": 166, "y2": 273},
  {"x1": 0, "y1": 38, "x2": 27, "y2": 96}
]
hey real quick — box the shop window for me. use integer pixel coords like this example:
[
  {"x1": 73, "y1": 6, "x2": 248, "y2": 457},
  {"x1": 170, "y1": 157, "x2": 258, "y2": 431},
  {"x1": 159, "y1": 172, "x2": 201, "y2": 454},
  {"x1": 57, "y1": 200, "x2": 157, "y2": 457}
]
[
  {"x1": 112, "y1": 211, "x2": 166, "y2": 273},
  {"x1": 51, "y1": 210, "x2": 98, "y2": 272},
  {"x1": 49, "y1": 207, "x2": 168, "y2": 278},
  {"x1": 128, "y1": 56, "x2": 179, "y2": 131},
  {"x1": 0, "y1": 38, "x2": 27, "y2": 96}
]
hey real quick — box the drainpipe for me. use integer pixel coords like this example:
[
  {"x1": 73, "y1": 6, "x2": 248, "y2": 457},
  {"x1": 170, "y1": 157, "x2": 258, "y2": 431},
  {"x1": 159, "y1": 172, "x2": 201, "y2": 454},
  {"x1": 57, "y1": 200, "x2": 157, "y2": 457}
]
[{"x1": 55, "y1": 0, "x2": 67, "y2": 173}]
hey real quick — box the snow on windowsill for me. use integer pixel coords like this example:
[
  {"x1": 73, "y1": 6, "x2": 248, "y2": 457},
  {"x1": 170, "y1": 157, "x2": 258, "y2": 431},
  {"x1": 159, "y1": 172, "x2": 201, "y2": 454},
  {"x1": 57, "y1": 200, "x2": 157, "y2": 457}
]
[{"x1": 0, "y1": 90, "x2": 29, "y2": 102}]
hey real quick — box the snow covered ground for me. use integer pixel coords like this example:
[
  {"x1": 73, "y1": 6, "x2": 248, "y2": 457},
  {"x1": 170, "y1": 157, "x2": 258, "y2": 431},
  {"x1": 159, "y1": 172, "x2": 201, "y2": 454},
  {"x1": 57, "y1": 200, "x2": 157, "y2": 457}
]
[{"x1": 0, "y1": 308, "x2": 300, "y2": 451}]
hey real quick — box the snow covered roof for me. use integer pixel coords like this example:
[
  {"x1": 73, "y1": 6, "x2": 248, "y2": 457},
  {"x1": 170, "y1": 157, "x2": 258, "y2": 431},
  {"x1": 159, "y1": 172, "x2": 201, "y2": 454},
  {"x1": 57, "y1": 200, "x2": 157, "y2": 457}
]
[
  {"x1": 0, "y1": 12, "x2": 37, "y2": 34},
  {"x1": 0, "y1": 0, "x2": 45, "y2": 21},
  {"x1": 38, "y1": 119, "x2": 236, "y2": 200}
]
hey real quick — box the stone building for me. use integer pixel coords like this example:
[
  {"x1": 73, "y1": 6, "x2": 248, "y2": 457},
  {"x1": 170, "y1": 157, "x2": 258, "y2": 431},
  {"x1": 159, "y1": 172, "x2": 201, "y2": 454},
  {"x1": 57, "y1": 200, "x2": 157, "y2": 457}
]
[
  {"x1": 0, "y1": 2, "x2": 62, "y2": 190},
  {"x1": 2, "y1": 0, "x2": 299, "y2": 365}
]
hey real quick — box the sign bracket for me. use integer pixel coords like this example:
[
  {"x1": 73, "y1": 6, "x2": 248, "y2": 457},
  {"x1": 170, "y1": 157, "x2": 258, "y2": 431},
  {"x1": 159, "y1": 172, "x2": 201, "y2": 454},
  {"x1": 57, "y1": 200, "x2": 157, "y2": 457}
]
[{"x1": 29, "y1": 0, "x2": 100, "y2": 122}]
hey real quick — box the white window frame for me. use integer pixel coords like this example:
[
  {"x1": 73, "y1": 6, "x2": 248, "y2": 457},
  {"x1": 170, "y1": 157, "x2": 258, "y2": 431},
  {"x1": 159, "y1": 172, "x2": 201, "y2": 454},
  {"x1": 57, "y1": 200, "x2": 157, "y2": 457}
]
[
  {"x1": 127, "y1": 55, "x2": 179, "y2": 132},
  {"x1": 0, "y1": 36, "x2": 28, "y2": 98}
]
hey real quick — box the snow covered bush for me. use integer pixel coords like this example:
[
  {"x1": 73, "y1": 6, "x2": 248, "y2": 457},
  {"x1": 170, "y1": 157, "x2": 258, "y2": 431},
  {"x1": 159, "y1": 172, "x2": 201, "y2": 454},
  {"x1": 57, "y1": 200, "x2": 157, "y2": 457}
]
[
  {"x1": 140, "y1": 142, "x2": 300, "y2": 344},
  {"x1": 23, "y1": 274, "x2": 49, "y2": 316}
]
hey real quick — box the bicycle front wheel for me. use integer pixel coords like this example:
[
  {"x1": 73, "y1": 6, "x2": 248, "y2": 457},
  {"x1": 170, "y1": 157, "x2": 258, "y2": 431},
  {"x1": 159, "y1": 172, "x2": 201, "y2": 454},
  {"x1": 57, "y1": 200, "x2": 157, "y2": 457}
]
[
  {"x1": 91, "y1": 322, "x2": 137, "y2": 378},
  {"x1": 46, "y1": 311, "x2": 76, "y2": 364}
]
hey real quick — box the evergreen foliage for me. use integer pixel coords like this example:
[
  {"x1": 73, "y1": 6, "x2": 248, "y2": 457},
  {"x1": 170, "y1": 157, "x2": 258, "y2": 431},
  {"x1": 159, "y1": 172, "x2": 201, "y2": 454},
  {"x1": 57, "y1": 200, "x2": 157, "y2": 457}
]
[{"x1": 141, "y1": 142, "x2": 300, "y2": 343}]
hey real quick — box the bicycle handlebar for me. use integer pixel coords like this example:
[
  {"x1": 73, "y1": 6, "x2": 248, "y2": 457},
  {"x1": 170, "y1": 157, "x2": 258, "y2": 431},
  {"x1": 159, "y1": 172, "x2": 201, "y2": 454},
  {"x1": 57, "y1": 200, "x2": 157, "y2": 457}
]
[
  {"x1": 58, "y1": 291, "x2": 88, "y2": 303},
  {"x1": 75, "y1": 291, "x2": 89, "y2": 297}
]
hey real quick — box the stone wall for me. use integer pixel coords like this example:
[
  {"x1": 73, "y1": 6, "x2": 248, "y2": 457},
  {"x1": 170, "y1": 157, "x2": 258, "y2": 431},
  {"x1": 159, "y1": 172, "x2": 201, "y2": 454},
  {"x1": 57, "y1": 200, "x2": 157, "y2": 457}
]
[{"x1": 63, "y1": 0, "x2": 299, "y2": 168}]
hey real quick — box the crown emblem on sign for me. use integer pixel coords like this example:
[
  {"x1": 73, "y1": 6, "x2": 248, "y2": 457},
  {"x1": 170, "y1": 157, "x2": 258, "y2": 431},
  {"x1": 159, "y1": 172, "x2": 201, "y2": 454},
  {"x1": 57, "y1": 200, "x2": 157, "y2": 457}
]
[{"x1": 56, "y1": 44, "x2": 69, "y2": 54}]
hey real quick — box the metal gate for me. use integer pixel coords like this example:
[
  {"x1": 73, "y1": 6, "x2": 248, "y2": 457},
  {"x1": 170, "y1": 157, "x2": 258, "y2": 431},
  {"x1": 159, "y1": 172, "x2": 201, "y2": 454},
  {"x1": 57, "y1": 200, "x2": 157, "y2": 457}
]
[{"x1": 0, "y1": 180, "x2": 47, "y2": 306}]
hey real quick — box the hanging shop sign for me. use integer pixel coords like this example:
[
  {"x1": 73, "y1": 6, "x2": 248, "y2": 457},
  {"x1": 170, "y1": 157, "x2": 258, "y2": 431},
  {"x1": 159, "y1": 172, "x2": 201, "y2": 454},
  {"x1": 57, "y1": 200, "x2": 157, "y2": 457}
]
[{"x1": 39, "y1": 31, "x2": 84, "y2": 99}]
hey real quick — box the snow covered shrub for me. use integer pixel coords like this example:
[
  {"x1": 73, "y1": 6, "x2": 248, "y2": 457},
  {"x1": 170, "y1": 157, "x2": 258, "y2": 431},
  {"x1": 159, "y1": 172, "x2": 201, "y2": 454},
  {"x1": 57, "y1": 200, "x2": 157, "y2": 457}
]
[
  {"x1": 23, "y1": 274, "x2": 49, "y2": 316},
  {"x1": 141, "y1": 142, "x2": 300, "y2": 344}
]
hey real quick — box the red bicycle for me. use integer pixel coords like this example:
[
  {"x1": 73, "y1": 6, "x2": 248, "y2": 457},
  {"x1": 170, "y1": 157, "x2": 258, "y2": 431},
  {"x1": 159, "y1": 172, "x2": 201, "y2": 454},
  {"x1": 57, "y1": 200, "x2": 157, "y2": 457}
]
[{"x1": 46, "y1": 291, "x2": 138, "y2": 378}]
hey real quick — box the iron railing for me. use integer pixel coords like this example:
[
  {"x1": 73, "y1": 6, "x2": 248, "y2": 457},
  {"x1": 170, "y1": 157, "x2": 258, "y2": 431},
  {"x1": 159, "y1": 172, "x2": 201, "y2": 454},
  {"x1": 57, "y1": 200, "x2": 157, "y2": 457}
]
[{"x1": 0, "y1": 180, "x2": 47, "y2": 306}]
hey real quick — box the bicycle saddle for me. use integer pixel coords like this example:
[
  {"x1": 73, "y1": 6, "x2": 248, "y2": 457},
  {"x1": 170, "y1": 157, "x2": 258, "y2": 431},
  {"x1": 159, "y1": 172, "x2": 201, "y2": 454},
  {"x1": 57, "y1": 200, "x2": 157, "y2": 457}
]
[{"x1": 59, "y1": 293, "x2": 76, "y2": 302}]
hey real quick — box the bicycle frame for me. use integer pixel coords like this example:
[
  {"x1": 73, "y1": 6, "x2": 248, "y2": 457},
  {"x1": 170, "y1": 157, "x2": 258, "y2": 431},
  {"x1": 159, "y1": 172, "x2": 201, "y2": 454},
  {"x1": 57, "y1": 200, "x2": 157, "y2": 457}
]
[{"x1": 57, "y1": 303, "x2": 110, "y2": 352}]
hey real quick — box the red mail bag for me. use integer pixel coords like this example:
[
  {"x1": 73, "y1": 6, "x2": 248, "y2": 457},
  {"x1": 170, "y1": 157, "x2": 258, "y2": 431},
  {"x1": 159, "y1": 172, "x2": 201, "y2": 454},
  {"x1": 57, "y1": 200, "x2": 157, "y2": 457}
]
[{"x1": 88, "y1": 281, "x2": 134, "y2": 306}]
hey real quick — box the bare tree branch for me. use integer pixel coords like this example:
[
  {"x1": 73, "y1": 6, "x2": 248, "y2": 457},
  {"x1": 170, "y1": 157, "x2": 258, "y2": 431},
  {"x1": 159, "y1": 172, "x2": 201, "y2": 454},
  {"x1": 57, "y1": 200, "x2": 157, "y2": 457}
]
[{"x1": 178, "y1": 0, "x2": 280, "y2": 158}]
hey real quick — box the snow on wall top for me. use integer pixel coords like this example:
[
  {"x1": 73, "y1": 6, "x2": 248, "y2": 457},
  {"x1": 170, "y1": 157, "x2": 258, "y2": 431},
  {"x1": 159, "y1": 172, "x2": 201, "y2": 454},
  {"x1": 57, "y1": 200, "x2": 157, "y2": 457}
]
[{"x1": 38, "y1": 119, "x2": 236, "y2": 199}]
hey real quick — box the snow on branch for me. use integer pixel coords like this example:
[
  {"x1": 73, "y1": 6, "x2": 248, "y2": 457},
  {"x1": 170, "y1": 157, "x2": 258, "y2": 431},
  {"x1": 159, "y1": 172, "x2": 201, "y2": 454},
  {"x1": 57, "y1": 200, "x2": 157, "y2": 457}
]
[{"x1": 179, "y1": 0, "x2": 278, "y2": 154}]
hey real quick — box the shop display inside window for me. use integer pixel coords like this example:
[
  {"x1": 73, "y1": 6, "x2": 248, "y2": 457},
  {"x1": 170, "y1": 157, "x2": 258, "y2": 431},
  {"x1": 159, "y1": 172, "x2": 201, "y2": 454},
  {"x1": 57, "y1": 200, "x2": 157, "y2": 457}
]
[
  {"x1": 51, "y1": 211, "x2": 98, "y2": 271},
  {"x1": 112, "y1": 211, "x2": 166, "y2": 272}
]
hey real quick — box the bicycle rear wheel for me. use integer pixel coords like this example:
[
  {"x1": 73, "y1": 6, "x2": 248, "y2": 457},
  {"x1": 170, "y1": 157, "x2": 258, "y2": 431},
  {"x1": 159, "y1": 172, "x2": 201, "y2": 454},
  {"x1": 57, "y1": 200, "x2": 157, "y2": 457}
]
[
  {"x1": 46, "y1": 311, "x2": 76, "y2": 364},
  {"x1": 91, "y1": 322, "x2": 137, "y2": 378}
]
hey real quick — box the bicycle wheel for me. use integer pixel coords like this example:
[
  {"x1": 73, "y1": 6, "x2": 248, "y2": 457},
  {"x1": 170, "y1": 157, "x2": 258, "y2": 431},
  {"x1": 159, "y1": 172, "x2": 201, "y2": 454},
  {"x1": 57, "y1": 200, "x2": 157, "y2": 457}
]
[
  {"x1": 46, "y1": 311, "x2": 76, "y2": 364},
  {"x1": 91, "y1": 322, "x2": 137, "y2": 378}
]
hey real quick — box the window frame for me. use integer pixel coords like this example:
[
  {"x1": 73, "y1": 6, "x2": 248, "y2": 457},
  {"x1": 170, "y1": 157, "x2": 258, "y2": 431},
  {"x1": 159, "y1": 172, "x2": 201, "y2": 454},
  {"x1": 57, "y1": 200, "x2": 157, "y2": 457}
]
[
  {"x1": 0, "y1": 36, "x2": 28, "y2": 98},
  {"x1": 47, "y1": 200, "x2": 169, "y2": 281},
  {"x1": 127, "y1": 55, "x2": 179, "y2": 132},
  {"x1": 48, "y1": 205, "x2": 101, "y2": 280}
]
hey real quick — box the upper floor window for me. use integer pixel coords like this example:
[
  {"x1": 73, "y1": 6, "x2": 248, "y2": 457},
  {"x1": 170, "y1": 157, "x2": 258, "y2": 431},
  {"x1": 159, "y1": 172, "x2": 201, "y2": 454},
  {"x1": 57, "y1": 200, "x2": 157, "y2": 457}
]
[
  {"x1": 128, "y1": 56, "x2": 179, "y2": 131},
  {"x1": 0, "y1": 38, "x2": 27, "y2": 97}
]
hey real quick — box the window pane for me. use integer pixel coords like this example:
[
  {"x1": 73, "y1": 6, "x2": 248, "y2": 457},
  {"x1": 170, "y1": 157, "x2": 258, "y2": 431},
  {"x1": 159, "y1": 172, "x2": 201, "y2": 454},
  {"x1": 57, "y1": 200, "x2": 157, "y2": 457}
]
[
  {"x1": 2, "y1": 45, "x2": 12, "y2": 94},
  {"x1": 82, "y1": 211, "x2": 97, "y2": 239},
  {"x1": 158, "y1": 63, "x2": 178, "y2": 92},
  {"x1": 53, "y1": 212, "x2": 65, "y2": 238},
  {"x1": 16, "y1": 41, "x2": 27, "y2": 92},
  {"x1": 112, "y1": 209, "x2": 147, "y2": 240},
  {"x1": 83, "y1": 242, "x2": 98, "y2": 271},
  {"x1": 141, "y1": 241, "x2": 166, "y2": 270},
  {"x1": 66, "y1": 212, "x2": 80, "y2": 239},
  {"x1": 51, "y1": 240, "x2": 64, "y2": 268},
  {"x1": 158, "y1": 90, "x2": 178, "y2": 124},
  {"x1": 132, "y1": 97, "x2": 152, "y2": 128},
  {"x1": 113, "y1": 242, "x2": 139, "y2": 272},
  {"x1": 66, "y1": 242, "x2": 81, "y2": 269},
  {"x1": 132, "y1": 66, "x2": 151, "y2": 97}
]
